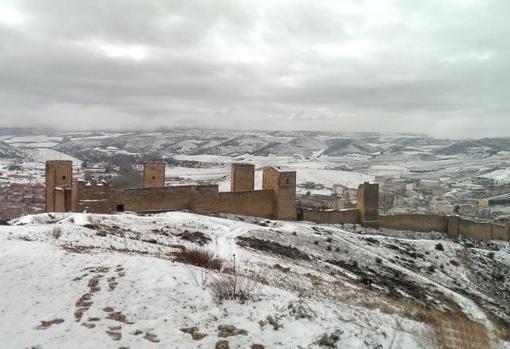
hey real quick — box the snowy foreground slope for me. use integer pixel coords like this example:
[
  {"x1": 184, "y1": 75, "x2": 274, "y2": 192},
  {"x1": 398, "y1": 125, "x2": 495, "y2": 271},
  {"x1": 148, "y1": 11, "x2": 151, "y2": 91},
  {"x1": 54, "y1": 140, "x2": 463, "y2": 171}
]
[{"x1": 0, "y1": 213, "x2": 509, "y2": 349}]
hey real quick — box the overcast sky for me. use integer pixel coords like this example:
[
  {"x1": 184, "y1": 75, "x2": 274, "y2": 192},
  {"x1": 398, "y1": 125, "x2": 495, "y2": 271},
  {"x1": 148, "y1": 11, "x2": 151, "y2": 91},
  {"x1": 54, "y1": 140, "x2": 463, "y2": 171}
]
[{"x1": 0, "y1": 0, "x2": 508, "y2": 138}]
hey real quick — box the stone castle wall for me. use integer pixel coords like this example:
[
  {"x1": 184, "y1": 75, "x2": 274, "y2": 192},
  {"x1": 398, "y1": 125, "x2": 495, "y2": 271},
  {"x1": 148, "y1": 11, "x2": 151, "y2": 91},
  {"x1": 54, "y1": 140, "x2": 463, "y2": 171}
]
[
  {"x1": 193, "y1": 190, "x2": 275, "y2": 218},
  {"x1": 262, "y1": 167, "x2": 297, "y2": 220},
  {"x1": 60, "y1": 162, "x2": 296, "y2": 220},
  {"x1": 120, "y1": 185, "x2": 218, "y2": 212},
  {"x1": 45, "y1": 160, "x2": 509, "y2": 241},
  {"x1": 305, "y1": 210, "x2": 509, "y2": 241},
  {"x1": 378, "y1": 214, "x2": 448, "y2": 233},
  {"x1": 45, "y1": 160, "x2": 73, "y2": 212},
  {"x1": 73, "y1": 181, "x2": 117, "y2": 213},
  {"x1": 301, "y1": 208, "x2": 360, "y2": 224},
  {"x1": 356, "y1": 182, "x2": 379, "y2": 224},
  {"x1": 378, "y1": 213, "x2": 509, "y2": 241},
  {"x1": 231, "y1": 163, "x2": 255, "y2": 192},
  {"x1": 142, "y1": 161, "x2": 166, "y2": 188},
  {"x1": 54, "y1": 188, "x2": 72, "y2": 212}
]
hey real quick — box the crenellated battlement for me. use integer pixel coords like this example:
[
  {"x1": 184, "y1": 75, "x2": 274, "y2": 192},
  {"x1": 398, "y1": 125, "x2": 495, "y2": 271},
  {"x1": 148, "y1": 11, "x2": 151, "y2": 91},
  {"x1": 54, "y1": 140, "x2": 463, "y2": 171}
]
[{"x1": 46, "y1": 160, "x2": 73, "y2": 164}]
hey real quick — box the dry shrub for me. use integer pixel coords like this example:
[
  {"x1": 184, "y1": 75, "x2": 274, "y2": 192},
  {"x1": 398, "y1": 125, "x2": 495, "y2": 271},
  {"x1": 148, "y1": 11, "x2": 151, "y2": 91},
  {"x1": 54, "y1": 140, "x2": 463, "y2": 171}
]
[
  {"x1": 188, "y1": 268, "x2": 210, "y2": 288},
  {"x1": 208, "y1": 274, "x2": 259, "y2": 301},
  {"x1": 316, "y1": 330, "x2": 342, "y2": 347},
  {"x1": 52, "y1": 226, "x2": 62, "y2": 239},
  {"x1": 175, "y1": 248, "x2": 223, "y2": 270}
]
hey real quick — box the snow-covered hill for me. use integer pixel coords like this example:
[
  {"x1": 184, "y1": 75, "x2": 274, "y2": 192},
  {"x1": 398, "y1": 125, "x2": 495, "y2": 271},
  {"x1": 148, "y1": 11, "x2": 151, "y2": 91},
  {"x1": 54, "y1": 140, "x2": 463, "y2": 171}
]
[
  {"x1": 0, "y1": 212, "x2": 508, "y2": 348},
  {"x1": 0, "y1": 141, "x2": 26, "y2": 159}
]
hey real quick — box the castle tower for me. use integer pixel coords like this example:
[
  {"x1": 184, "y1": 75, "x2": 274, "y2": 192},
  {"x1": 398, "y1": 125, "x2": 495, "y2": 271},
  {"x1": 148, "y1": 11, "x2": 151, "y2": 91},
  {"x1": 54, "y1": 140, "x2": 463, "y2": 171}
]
[
  {"x1": 45, "y1": 160, "x2": 73, "y2": 212},
  {"x1": 231, "y1": 163, "x2": 255, "y2": 192},
  {"x1": 263, "y1": 167, "x2": 297, "y2": 220},
  {"x1": 143, "y1": 161, "x2": 166, "y2": 188},
  {"x1": 356, "y1": 182, "x2": 379, "y2": 226}
]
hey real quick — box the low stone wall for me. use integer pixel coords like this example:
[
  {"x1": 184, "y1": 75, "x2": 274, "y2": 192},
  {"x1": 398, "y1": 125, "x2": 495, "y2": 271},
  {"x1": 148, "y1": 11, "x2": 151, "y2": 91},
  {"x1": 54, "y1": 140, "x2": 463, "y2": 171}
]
[
  {"x1": 457, "y1": 219, "x2": 509, "y2": 241},
  {"x1": 379, "y1": 214, "x2": 448, "y2": 233},
  {"x1": 301, "y1": 208, "x2": 360, "y2": 224}
]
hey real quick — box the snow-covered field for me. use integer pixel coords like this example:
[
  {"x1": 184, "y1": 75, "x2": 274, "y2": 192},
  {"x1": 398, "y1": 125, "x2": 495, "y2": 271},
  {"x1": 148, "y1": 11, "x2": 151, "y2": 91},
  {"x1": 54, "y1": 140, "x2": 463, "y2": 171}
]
[
  {"x1": 0, "y1": 212, "x2": 509, "y2": 348},
  {"x1": 480, "y1": 168, "x2": 510, "y2": 184}
]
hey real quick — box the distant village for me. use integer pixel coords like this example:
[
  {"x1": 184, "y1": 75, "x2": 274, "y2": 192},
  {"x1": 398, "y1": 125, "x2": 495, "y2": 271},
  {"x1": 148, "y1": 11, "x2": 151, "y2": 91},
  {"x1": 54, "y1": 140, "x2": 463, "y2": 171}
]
[{"x1": 298, "y1": 175, "x2": 509, "y2": 223}]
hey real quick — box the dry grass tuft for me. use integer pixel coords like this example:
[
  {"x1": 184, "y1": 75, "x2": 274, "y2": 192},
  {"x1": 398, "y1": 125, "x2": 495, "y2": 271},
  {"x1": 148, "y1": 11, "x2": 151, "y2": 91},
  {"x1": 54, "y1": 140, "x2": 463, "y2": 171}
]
[
  {"x1": 175, "y1": 248, "x2": 223, "y2": 270},
  {"x1": 208, "y1": 274, "x2": 259, "y2": 301}
]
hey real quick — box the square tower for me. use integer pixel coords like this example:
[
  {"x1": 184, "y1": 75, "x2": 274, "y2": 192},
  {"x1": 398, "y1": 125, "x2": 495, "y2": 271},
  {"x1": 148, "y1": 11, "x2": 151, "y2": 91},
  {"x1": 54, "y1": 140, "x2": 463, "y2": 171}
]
[
  {"x1": 143, "y1": 161, "x2": 166, "y2": 188},
  {"x1": 356, "y1": 182, "x2": 379, "y2": 226},
  {"x1": 45, "y1": 160, "x2": 73, "y2": 212},
  {"x1": 263, "y1": 167, "x2": 297, "y2": 220},
  {"x1": 231, "y1": 163, "x2": 255, "y2": 192}
]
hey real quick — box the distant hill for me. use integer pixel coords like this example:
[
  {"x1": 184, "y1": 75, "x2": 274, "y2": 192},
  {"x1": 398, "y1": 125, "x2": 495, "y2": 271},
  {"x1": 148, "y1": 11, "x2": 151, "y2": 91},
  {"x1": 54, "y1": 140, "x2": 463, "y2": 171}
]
[
  {"x1": 0, "y1": 141, "x2": 25, "y2": 159},
  {"x1": 322, "y1": 138, "x2": 379, "y2": 156},
  {"x1": 433, "y1": 138, "x2": 510, "y2": 156}
]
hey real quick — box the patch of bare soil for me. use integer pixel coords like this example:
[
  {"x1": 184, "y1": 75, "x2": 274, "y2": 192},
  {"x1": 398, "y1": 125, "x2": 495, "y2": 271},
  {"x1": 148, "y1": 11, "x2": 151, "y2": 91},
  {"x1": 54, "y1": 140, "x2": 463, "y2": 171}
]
[
  {"x1": 106, "y1": 330, "x2": 122, "y2": 341},
  {"x1": 144, "y1": 332, "x2": 160, "y2": 343},
  {"x1": 63, "y1": 245, "x2": 94, "y2": 254},
  {"x1": 73, "y1": 266, "x2": 110, "y2": 322},
  {"x1": 217, "y1": 324, "x2": 248, "y2": 338},
  {"x1": 36, "y1": 318, "x2": 64, "y2": 330},
  {"x1": 76, "y1": 293, "x2": 93, "y2": 308},
  {"x1": 236, "y1": 236, "x2": 309, "y2": 260},
  {"x1": 107, "y1": 311, "x2": 134, "y2": 324},
  {"x1": 176, "y1": 230, "x2": 211, "y2": 246},
  {"x1": 74, "y1": 307, "x2": 87, "y2": 322},
  {"x1": 87, "y1": 276, "x2": 101, "y2": 292},
  {"x1": 326, "y1": 258, "x2": 437, "y2": 307},
  {"x1": 180, "y1": 327, "x2": 208, "y2": 340},
  {"x1": 108, "y1": 276, "x2": 118, "y2": 290}
]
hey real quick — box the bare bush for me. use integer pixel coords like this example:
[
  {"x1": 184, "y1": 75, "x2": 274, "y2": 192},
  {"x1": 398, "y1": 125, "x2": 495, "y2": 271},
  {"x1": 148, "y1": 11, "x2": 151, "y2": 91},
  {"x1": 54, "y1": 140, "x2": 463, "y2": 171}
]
[
  {"x1": 175, "y1": 248, "x2": 223, "y2": 270},
  {"x1": 265, "y1": 315, "x2": 283, "y2": 330},
  {"x1": 316, "y1": 330, "x2": 343, "y2": 347},
  {"x1": 52, "y1": 226, "x2": 62, "y2": 239},
  {"x1": 208, "y1": 274, "x2": 259, "y2": 301},
  {"x1": 188, "y1": 268, "x2": 210, "y2": 288}
]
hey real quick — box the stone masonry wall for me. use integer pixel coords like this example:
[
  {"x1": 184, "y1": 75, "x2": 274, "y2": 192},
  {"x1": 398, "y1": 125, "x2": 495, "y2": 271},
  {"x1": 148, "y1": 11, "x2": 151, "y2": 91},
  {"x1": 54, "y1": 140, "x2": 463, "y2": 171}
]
[
  {"x1": 379, "y1": 214, "x2": 448, "y2": 233},
  {"x1": 45, "y1": 160, "x2": 73, "y2": 212},
  {"x1": 231, "y1": 163, "x2": 255, "y2": 192},
  {"x1": 142, "y1": 161, "x2": 166, "y2": 188},
  {"x1": 301, "y1": 208, "x2": 360, "y2": 224}
]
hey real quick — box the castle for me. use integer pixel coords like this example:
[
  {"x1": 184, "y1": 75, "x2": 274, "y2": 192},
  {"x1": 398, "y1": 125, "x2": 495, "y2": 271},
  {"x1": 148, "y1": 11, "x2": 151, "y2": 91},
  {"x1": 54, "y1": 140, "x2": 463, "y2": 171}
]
[
  {"x1": 45, "y1": 160, "x2": 509, "y2": 242},
  {"x1": 45, "y1": 160, "x2": 301, "y2": 221}
]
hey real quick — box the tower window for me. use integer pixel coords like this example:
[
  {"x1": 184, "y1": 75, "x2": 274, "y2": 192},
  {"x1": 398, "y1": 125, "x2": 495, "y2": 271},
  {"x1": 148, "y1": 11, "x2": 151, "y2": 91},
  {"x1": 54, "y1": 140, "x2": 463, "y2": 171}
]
[{"x1": 62, "y1": 176, "x2": 66, "y2": 180}]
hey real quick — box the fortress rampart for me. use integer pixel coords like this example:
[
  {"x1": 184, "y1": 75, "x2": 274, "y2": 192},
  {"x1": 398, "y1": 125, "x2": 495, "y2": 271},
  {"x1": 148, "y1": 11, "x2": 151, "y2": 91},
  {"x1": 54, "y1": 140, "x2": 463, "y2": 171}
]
[
  {"x1": 46, "y1": 161, "x2": 296, "y2": 221},
  {"x1": 45, "y1": 160, "x2": 509, "y2": 242}
]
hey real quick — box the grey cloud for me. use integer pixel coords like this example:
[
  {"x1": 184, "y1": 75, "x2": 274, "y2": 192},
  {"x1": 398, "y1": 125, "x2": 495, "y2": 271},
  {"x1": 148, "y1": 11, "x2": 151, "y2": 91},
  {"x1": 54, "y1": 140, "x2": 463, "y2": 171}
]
[{"x1": 0, "y1": 0, "x2": 509, "y2": 137}]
